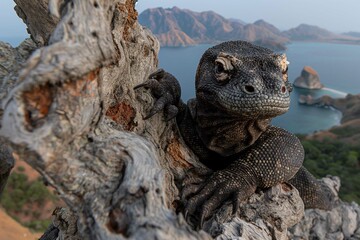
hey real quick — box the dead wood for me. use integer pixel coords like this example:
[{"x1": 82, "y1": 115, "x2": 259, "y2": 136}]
[{"x1": 0, "y1": 1, "x2": 305, "y2": 239}]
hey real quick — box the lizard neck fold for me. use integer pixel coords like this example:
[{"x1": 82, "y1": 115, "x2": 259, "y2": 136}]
[{"x1": 189, "y1": 99, "x2": 271, "y2": 156}]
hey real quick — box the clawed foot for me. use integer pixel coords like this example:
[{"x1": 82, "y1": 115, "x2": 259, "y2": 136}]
[
  {"x1": 134, "y1": 69, "x2": 181, "y2": 121},
  {"x1": 182, "y1": 168, "x2": 256, "y2": 228}
]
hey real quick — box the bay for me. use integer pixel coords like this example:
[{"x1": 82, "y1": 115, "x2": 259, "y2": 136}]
[
  {"x1": 3, "y1": 38, "x2": 359, "y2": 134},
  {"x1": 158, "y1": 42, "x2": 360, "y2": 134}
]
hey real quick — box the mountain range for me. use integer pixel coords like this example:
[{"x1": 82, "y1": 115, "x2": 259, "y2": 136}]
[{"x1": 138, "y1": 7, "x2": 360, "y2": 50}]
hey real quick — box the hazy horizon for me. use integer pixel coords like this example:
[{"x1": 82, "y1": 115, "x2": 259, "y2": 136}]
[{"x1": 1, "y1": 0, "x2": 360, "y2": 41}]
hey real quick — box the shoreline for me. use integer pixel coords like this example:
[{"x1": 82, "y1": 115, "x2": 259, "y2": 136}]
[{"x1": 322, "y1": 87, "x2": 348, "y2": 97}]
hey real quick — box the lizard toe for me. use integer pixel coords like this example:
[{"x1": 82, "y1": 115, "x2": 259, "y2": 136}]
[
  {"x1": 143, "y1": 96, "x2": 166, "y2": 120},
  {"x1": 184, "y1": 182, "x2": 216, "y2": 223},
  {"x1": 133, "y1": 78, "x2": 159, "y2": 90},
  {"x1": 148, "y1": 68, "x2": 165, "y2": 80},
  {"x1": 164, "y1": 104, "x2": 178, "y2": 121},
  {"x1": 182, "y1": 183, "x2": 202, "y2": 201},
  {"x1": 198, "y1": 187, "x2": 232, "y2": 227}
]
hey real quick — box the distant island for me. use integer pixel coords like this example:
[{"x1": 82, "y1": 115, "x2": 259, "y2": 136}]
[
  {"x1": 293, "y1": 66, "x2": 324, "y2": 89},
  {"x1": 138, "y1": 7, "x2": 360, "y2": 50}
]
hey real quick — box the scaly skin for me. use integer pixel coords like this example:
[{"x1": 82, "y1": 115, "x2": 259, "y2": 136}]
[{"x1": 137, "y1": 40, "x2": 338, "y2": 227}]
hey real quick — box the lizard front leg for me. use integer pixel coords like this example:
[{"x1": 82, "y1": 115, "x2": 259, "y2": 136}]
[
  {"x1": 134, "y1": 69, "x2": 183, "y2": 121},
  {"x1": 288, "y1": 166, "x2": 339, "y2": 210},
  {"x1": 183, "y1": 126, "x2": 304, "y2": 227}
]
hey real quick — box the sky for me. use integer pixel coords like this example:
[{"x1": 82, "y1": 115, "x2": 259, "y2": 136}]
[{"x1": 1, "y1": 0, "x2": 360, "y2": 41}]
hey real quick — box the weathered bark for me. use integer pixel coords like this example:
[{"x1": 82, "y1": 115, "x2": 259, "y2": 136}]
[
  {"x1": 14, "y1": 0, "x2": 60, "y2": 46},
  {"x1": 0, "y1": 39, "x2": 36, "y2": 199},
  {"x1": 0, "y1": 0, "x2": 306, "y2": 239}
]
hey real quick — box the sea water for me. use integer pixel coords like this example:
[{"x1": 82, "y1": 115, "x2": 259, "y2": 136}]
[
  {"x1": 4, "y1": 38, "x2": 359, "y2": 134},
  {"x1": 158, "y1": 42, "x2": 360, "y2": 134}
]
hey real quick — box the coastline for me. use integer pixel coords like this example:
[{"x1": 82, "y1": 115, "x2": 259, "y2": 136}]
[{"x1": 322, "y1": 87, "x2": 348, "y2": 97}]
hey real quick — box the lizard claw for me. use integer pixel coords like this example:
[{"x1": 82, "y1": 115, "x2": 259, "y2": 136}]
[
  {"x1": 232, "y1": 193, "x2": 241, "y2": 215},
  {"x1": 143, "y1": 96, "x2": 166, "y2": 120},
  {"x1": 148, "y1": 68, "x2": 166, "y2": 79},
  {"x1": 164, "y1": 105, "x2": 179, "y2": 121},
  {"x1": 184, "y1": 209, "x2": 189, "y2": 221},
  {"x1": 133, "y1": 78, "x2": 159, "y2": 90},
  {"x1": 134, "y1": 69, "x2": 181, "y2": 121},
  {"x1": 182, "y1": 169, "x2": 256, "y2": 228},
  {"x1": 133, "y1": 82, "x2": 149, "y2": 90},
  {"x1": 200, "y1": 214, "x2": 205, "y2": 229}
]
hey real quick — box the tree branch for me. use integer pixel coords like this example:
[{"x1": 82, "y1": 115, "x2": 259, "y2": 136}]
[{"x1": 0, "y1": 0, "x2": 307, "y2": 239}]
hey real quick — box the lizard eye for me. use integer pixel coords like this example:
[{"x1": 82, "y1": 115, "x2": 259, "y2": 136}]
[
  {"x1": 215, "y1": 61, "x2": 225, "y2": 74},
  {"x1": 214, "y1": 58, "x2": 232, "y2": 82}
]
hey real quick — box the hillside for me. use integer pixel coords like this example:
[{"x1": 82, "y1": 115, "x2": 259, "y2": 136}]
[
  {"x1": 283, "y1": 24, "x2": 360, "y2": 44},
  {"x1": 299, "y1": 135, "x2": 360, "y2": 203},
  {"x1": 343, "y1": 31, "x2": 360, "y2": 38},
  {"x1": 138, "y1": 7, "x2": 289, "y2": 50},
  {"x1": 139, "y1": 8, "x2": 360, "y2": 48},
  {"x1": 283, "y1": 24, "x2": 335, "y2": 40},
  {"x1": 0, "y1": 208, "x2": 42, "y2": 240},
  {"x1": 0, "y1": 156, "x2": 63, "y2": 233}
]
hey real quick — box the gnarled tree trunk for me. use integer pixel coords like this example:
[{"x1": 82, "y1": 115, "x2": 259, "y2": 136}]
[{"x1": 0, "y1": 1, "x2": 309, "y2": 239}]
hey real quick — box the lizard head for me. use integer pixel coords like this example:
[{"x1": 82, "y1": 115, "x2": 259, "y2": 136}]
[{"x1": 195, "y1": 41, "x2": 291, "y2": 119}]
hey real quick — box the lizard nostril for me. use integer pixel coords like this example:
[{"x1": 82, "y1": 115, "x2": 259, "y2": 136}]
[
  {"x1": 244, "y1": 85, "x2": 255, "y2": 94},
  {"x1": 281, "y1": 85, "x2": 287, "y2": 94}
]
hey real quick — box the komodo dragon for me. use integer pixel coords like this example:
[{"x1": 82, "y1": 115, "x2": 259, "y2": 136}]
[{"x1": 135, "y1": 40, "x2": 338, "y2": 227}]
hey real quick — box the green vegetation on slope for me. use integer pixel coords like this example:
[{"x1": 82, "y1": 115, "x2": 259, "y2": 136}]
[
  {"x1": 0, "y1": 172, "x2": 57, "y2": 232},
  {"x1": 298, "y1": 136, "x2": 360, "y2": 203},
  {"x1": 329, "y1": 125, "x2": 360, "y2": 138}
]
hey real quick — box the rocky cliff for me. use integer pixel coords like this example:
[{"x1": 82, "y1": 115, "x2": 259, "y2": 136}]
[
  {"x1": 288, "y1": 176, "x2": 360, "y2": 240},
  {"x1": 294, "y1": 66, "x2": 324, "y2": 89},
  {"x1": 138, "y1": 7, "x2": 289, "y2": 50}
]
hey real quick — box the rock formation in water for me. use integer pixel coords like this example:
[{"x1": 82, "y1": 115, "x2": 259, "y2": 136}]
[{"x1": 294, "y1": 66, "x2": 324, "y2": 89}]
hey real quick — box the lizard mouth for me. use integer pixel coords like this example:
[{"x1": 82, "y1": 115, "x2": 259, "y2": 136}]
[
  {"x1": 197, "y1": 88, "x2": 290, "y2": 118},
  {"x1": 218, "y1": 93, "x2": 290, "y2": 117}
]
